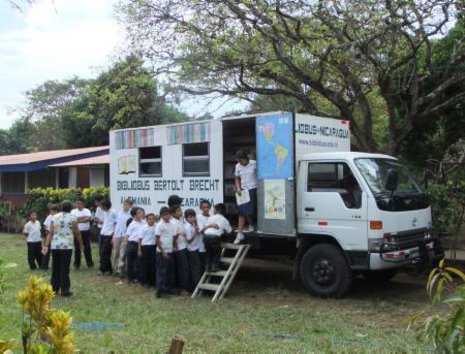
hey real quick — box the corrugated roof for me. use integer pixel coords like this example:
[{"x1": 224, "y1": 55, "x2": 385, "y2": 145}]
[
  {"x1": 0, "y1": 146, "x2": 108, "y2": 165},
  {"x1": 0, "y1": 146, "x2": 109, "y2": 172},
  {"x1": 50, "y1": 154, "x2": 109, "y2": 167}
]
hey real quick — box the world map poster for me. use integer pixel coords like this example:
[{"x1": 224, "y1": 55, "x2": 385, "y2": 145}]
[{"x1": 256, "y1": 113, "x2": 294, "y2": 179}]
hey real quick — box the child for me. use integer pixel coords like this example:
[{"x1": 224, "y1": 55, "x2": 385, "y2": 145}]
[
  {"x1": 196, "y1": 200, "x2": 211, "y2": 271},
  {"x1": 113, "y1": 198, "x2": 134, "y2": 276},
  {"x1": 71, "y1": 198, "x2": 94, "y2": 269},
  {"x1": 170, "y1": 203, "x2": 189, "y2": 295},
  {"x1": 42, "y1": 204, "x2": 59, "y2": 270},
  {"x1": 155, "y1": 206, "x2": 176, "y2": 298},
  {"x1": 23, "y1": 211, "x2": 43, "y2": 270},
  {"x1": 125, "y1": 207, "x2": 146, "y2": 283},
  {"x1": 203, "y1": 203, "x2": 232, "y2": 272},
  {"x1": 138, "y1": 213, "x2": 157, "y2": 287},
  {"x1": 184, "y1": 208, "x2": 202, "y2": 291},
  {"x1": 98, "y1": 199, "x2": 118, "y2": 275}
]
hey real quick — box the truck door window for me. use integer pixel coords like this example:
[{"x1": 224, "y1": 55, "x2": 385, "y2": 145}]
[
  {"x1": 307, "y1": 162, "x2": 362, "y2": 209},
  {"x1": 183, "y1": 142, "x2": 210, "y2": 177},
  {"x1": 139, "y1": 146, "x2": 162, "y2": 177}
]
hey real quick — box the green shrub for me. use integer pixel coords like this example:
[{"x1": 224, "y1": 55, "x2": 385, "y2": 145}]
[
  {"x1": 428, "y1": 180, "x2": 465, "y2": 251},
  {"x1": 24, "y1": 187, "x2": 110, "y2": 221}
]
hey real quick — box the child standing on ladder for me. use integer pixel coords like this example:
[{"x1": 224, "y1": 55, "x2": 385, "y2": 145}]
[{"x1": 203, "y1": 203, "x2": 233, "y2": 272}]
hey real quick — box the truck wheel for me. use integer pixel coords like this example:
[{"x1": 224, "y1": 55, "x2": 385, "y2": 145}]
[
  {"x1": 364, "y1": 268, "x2": 399, "y2": 282},
  {"x1": 299, "y1": 244, "x2": 352, "y2": 298}
]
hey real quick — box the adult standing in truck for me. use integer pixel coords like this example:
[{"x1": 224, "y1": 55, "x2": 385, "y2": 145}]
[{"x1": 234, "y1": 150, "x2": 258, "y2": 244}]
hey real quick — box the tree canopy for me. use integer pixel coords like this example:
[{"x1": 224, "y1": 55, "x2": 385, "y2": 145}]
[{"x1": 120, "y1": 0, "x2": 465, "y2": 154}]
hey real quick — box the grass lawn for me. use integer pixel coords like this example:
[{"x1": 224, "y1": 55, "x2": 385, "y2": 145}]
[{"x1": 0, "y1": 232, "x2": 430, "y2": 353}]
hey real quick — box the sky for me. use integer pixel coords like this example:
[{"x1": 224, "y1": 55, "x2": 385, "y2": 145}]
[{"x1": 0, "y1": 0, "x2": 246, "y2": 130}]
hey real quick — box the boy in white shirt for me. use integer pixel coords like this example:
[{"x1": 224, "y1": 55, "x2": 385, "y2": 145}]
[
  {"x1": 196, "y1": 200, "x2": 210, "y2": 272},
  {"x1": 41, "y1": 204, "x2": 59, "y2": 270},
  {"x1": 71, "y1": 198, "x2": 94, "y2": 269},
  {"x1": 112, "y1": 198, "x2": 134, "y2": 276},
  {"x1": 156, "y1": 206, "x2": 176, "y2": 298},
  {"x1": 138, "y1": 213, "x2": 157, "y2": 287},
  {"x1": 125, "y1": 207, "x2": 146, "y2": 283},
  {"x1": 203, "y1": 203, "x2": 233, "y2": 272},
  {"x1": 170, "y1": 204, "x2": 189, "y2": 295},
  {"x1": 23, "y1": 211, "x2": 43, "y2": 270},
  {"x1": 184, "y1": 208, "x2": 202, "y2": 291},
  {"x1": 98, "y1": 199, "x2": 118, "y2": 275}
]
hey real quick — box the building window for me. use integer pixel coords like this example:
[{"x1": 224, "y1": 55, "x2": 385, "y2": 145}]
[
  {"x1": 139, "y1": 146, "x2": 162, "y2": 177},
  {"x1": 183, "y1": 143, "x2": 209, "y2": 177}
]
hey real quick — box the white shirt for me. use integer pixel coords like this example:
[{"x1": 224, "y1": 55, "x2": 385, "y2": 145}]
[
  {"x1": 156, "y1": 220, "x2": 177, "y2": 253},
  {"x1": 23, "y1": 221, "x2": 42, "y2": 242},
  {"x1": 185, "y1": 222, "x2": 202, "y2": 252},
  {"x1": 127, "y1": 220, "x2": 146, "y2": 242},
  {"x1": 139, "y1": 224, "x2": 157, "y2": 246},
  {"x1": 114, "y1": 210, "x2": 131, "y2": 238},
  {"x1": 95, "y1": 207, "x2": 104, "y2": 228},
  {"x1": 71, "y1": 208, "x2": 91, "y2": 231},
  {"x1": 170, "y1": 218, "x2": 187, "y2": 250},
  {"x1": 204, "y1": 214, "x2": 233, "y2": 237},
  {"x1": 101, "y1": 209, "x2": 118, "y2": 236},
  {"x1": 196, "y1": 214, "x2": 209, "y2": 252},
  {"x1": 235, "y1": 160, "x2": 258, "y2": 190},
  {"x1": 43, "y1": 215, "x2": 53, "y2": 232}
]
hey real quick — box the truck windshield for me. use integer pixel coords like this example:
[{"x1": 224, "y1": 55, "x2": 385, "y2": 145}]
[{"x1": 354, "y1": 158, "x2": 430, "y2": 211}]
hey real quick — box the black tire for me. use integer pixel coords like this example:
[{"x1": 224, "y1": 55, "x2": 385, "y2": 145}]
[
  {"x1": 363, "y1": 268, "x2": 399, "y2": 282},
  {"x1": 299, "y1": 244, "x2": 352, "y2": 298}
]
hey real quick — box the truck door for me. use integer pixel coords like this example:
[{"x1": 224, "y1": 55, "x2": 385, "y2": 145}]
[{"x1": 297, "y1": 161, "x2": 368, "y2": 250}]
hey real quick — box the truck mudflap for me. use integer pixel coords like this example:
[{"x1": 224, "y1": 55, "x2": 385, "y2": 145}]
[{"x1": 370, "y1": 238, "x2": 444, "y2": 271}]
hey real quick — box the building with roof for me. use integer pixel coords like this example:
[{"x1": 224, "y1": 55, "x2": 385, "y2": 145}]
[{"x1": 0, "y1": 146, "x2": 109, "y2": 208}]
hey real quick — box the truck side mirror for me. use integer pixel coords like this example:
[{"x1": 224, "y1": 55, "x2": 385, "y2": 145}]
[{"x1": 385, "y1": 168, "x2": 398, "y2": 192}]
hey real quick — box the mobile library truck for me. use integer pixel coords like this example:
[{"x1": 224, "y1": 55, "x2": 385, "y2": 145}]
[{"x1": 109, "y1": 112, "x2": 442, "y2": 297}]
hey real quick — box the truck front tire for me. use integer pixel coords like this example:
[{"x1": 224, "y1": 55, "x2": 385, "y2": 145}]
[{"x1": 299, "y1": 244, "x2": 352, "y2": 298}]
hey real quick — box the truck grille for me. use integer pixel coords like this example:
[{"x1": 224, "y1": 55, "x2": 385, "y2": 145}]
[{"x1": 393, "y1": 228, "x2": 429, "y2": 249}]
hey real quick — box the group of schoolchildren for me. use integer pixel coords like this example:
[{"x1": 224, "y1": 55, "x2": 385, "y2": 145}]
[{"x1": 23, "y1": 194, "x2": 234, "y2": 298}]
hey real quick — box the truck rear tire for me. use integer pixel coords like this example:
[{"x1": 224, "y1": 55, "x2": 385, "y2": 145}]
[{"x1": 299, "y1": 244, "x2": 352, "y2": 298}]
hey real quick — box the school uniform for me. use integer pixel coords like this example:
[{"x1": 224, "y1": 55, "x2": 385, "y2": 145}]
[
  {"x1": 234, "y1": 160, "x2": 258, "y2": 216},
  {"x1": 185, "y1": 222, "x2": 202, "y2": 291},
  {"x1": 23, "y1": 220, "x2": 42, "y2": 270},
  {"x1": 99, "y1": 209, "x2": 118, "y2": 274},
  {"x1": 138, "y1": 224, "x2": 157, "y2": 286},
  {"x1": 155, "y1": 220, "x2": 176, "y2": 296},
  {"x1": 204, "y1": 214, "x2": 233, "y2": 271},
  {"x1": 171, "y1": 218, "x2": 189, "y2": 292},
  {"x1": 126, "y1": 220, "x2": 146, "y2": 282},
  {"x1": 196, "y1": 213, "x2": 209, "y2": 271},
  {"x1": 71, "y1": 207, "x2": 94, "y2": 268},
  {"x1": 113, "y1": 210, "x2": 131, "y2": 274},
  {"x1": 42, "y1": 214, "x2": 53, "y2": 269}
]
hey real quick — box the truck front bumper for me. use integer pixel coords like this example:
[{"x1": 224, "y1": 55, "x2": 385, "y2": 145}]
[{"x1": 369, "y1": 239, "x2": 444, "y2": 270}]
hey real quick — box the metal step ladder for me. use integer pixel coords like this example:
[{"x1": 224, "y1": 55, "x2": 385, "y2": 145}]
[{"x1": 192, "y1": 243, "x2": 250, "y2": 302}]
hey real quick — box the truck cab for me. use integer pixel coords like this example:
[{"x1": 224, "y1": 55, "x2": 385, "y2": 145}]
[{"x1": 295, "y1": 152, "x2": 439, "y2": 297}]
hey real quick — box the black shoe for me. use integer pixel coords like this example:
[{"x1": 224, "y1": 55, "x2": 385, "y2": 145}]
[
  {"x1": 87, "y1": 263, "x2": 94, "y2": 268},
  {"x1": 156, "y1": 291, "x2": 169, "y2": 298},
  {"x1": 61, "y1": 292, "x2": 73, "y2": 297}
]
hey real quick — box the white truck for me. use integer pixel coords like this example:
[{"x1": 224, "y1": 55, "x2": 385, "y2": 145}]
[{"x1": 109, "y1": 111, "x2": 442, "y2": 297}]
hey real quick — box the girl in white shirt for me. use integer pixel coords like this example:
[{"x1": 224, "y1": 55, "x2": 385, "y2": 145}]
[{"x1": 23, "y1": 211, "x2": 43, "y2": 270}]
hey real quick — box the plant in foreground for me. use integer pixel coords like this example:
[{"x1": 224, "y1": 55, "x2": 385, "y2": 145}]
[
  {"x1": 410, "y1": 259, "x2": 465, "y2": 353},
  {"x1": 17, "y1": 276, "x2": 75, "y2": 354}
]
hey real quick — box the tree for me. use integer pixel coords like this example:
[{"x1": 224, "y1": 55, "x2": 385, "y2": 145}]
[
  {"x1": 120, "y1": 0, "x2": 465, "y2": 154},
  {"x1": 62, "y1": 55, "x2": 189, "y2": 147}
]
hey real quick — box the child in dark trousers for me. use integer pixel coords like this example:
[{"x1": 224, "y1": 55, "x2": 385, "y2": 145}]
[
  {"x1": 156, "y1": 207, "x2": 176, "y2": 298},
  {"x1": 203, "y1": 203, "x2": 233, "y2": 272},
  {"x1": 184, "y1": 208, "x2": 203, "y2": 291},
  {"x1": 138, "y1": 213, "x2": 157, "y2": 287},
  {"x1": 23, "y1": 211, "x2": 43, "y2": 270},
  {"x1": 42, "y1": 205, "x2": 59, "y2": 270}
]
